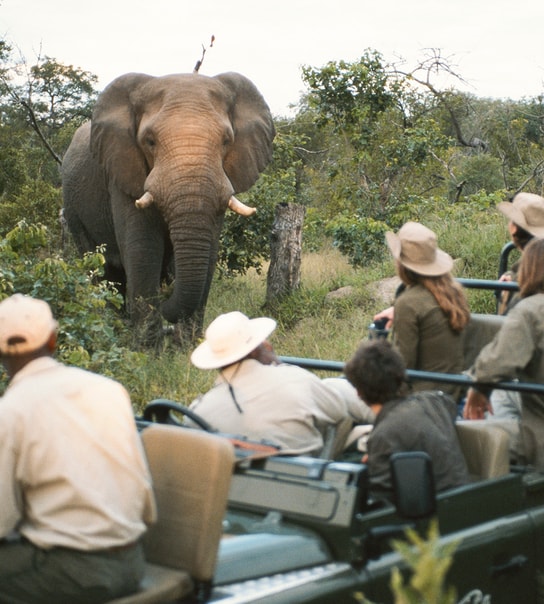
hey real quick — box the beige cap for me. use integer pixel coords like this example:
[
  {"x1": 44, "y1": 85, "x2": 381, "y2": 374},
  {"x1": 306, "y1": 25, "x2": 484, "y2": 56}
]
[
  {"x1": 497, "y1": 192, "x2": 544, "y2": 238},
  {"x1": 191, "y1": 311, "x2": 276, "y2": 370},
  {"x1": 385, "y1": 221, "x2": 453, "y2": 277},
  {"x1": 0, "y1": 294, "x2": 58, "y2": 356}
]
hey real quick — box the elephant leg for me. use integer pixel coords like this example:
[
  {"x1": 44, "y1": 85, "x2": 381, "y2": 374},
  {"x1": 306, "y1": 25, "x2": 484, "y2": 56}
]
[{"x1": 111, "y1": 200, "x2": 168, "y2": 346}]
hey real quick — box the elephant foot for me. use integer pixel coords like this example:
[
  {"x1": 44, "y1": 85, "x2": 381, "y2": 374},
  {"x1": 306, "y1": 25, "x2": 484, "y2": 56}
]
[
  {"x1": 169, "y1": 320, "x2": 203, "y2": 350},
  {"x1": 129, "y1": 298, "x2": 165, "y2": 350}
]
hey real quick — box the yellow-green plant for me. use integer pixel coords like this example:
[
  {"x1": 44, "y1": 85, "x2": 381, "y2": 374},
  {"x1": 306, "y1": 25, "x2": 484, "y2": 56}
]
[{"x1": 354, "y1": 519, "x2": 459, "y2": 604}]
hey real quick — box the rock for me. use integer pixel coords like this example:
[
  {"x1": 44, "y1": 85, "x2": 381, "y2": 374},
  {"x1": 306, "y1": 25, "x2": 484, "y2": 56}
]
[{"x1": 325, "y1": 286, "x2": 355, "y2": 301}]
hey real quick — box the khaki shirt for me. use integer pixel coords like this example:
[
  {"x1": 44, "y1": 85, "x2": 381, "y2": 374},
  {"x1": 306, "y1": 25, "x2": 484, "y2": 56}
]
[
  {"x1": 189, "y1": 359, "x2": 351, "y2": 455},
  {"x1": 0, "y1": 357, "x2": 156, "y2": 550},
  {"x1": 393, "y1": 284, "x2": 465, "y2": 398}
]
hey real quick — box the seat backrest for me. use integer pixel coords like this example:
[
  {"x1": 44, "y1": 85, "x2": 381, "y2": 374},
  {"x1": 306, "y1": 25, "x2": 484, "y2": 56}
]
[
  {"x1": 462, "y1": 313, "x2": 505, "y2": 370},
  {"x1": 141, "y1": 425, "x2": 235, "y2": 582},
  {"x1": 320, "y1": 417, "x2": 354, "y2": 460},
  {"x1": 455, "y1": 420, "x2": 510, "y2": 480}
]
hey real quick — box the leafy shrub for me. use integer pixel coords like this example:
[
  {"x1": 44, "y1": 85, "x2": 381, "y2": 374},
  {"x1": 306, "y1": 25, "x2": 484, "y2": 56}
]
[
  {"x1": 355, "y1": 519, "x2": 459, "y2": 604},
  {"x1": 325, "y1": 214, "x2": 388, "y2": 267},
  {"x1": 0, "y1": 221, "x2": 145, "y2": 391}
]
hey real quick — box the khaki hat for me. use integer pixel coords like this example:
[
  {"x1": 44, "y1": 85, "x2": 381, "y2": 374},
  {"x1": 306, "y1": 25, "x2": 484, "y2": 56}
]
[
  {"x1": 191, "y1": 311, "x2": 277, "y2": 370},
  {"x1": 385, "y1": 221, "x2": 453, "y2": 277},
  {"x1": 0, "y1": 294, "x2": 58, "y2": 356},
  {"x1": 497, "y1": 192, "x2": 544, "y2": 238}
]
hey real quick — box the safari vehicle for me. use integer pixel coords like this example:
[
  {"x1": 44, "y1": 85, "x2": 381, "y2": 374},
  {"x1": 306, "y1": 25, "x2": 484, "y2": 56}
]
[
  {"x1": 118, "y1": 274, "x2": 544, "y2": 604},
  {"x1": 131, "y1": 370, "x2": 544, "y2": 604}
]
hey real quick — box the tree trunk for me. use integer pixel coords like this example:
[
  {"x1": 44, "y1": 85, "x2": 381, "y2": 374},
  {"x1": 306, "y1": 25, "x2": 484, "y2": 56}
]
[{"x1": 266, "y1": 202, "x2": 305, "y2": 305}]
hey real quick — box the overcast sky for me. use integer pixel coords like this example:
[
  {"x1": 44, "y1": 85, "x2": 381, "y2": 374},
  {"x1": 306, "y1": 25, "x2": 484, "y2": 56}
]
[{"x1": 2, "y1": 0, "x2": 544, "y2": 116}]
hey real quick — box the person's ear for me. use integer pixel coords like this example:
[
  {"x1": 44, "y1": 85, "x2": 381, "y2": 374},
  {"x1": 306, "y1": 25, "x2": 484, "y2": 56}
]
[{"x1": 46, "y1": 331, "x2": 57, "y2": 352}]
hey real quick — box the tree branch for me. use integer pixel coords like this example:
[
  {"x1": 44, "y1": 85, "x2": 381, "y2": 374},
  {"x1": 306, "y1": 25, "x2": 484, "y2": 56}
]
[
  {"x1": 394, "y1": 49, "x2": 487, "y2": 150},
  {"x1": 19, "y1": 98, "x2": 63, "y2": 165},
  {"x1": 193, "y1": 35, "x2": 215, "y2": 73}
]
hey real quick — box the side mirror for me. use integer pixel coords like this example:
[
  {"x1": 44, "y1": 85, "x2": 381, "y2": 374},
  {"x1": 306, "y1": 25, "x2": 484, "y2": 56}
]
[{"x1": 391, "y1": 451, "x2": 436, "y2": 519}]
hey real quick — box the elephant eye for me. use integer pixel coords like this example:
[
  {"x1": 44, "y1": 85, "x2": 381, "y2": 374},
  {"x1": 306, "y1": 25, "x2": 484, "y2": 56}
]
[{"x1": 145, "y1": 136, "x2": 156, "y2": 148}]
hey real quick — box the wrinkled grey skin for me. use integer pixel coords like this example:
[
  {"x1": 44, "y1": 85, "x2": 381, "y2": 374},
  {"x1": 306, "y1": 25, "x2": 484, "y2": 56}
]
[{"x1": 61, "y1": 72, "x2": 275, "y2": 344}]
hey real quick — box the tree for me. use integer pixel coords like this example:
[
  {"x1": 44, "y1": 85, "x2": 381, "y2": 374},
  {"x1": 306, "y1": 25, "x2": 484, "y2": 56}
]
[
  {"x1": 0, "y1": 43, "x2": 99, "y2": 238},
  {"x1": 0, "y1": 44, "x2": 98, "y2": 177}
]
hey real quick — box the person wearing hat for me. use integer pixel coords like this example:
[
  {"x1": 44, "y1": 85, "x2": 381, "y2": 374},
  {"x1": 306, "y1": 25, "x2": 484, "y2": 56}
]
[
  {"x1": 496, "y1": 191, "x2": 544, "y2": 315},
  {"x1": 382, "y1": 222, "x2": 471, "y2": 398},
  {"x1": 344, "y1": 339, "x2": 469, "y2": 497},
  {"x1": 483, "y1": 192, "x2": 544, "y2": 422},
  {"x1": 188, "y1": 311, "x2": 373, "y2": 456},
  {"x1": 464, "y1": 237, "x2": 544, "y2": 470},
  {"x1": 0, "y1": 294, "x2": 156, "y2": 603}
]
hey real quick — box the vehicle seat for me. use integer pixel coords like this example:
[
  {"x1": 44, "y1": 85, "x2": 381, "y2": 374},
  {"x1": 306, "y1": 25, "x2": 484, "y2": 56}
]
[
  {"x1": 462, "y1": 313, "x2": 505, "y2": 370},
  {"x1": 106, "y1": 424, "x2": 235, "y2": 603},
  {"x1": 320, "y1": 417, "x2": 354, "y2": 459},
  {"x1": 455, "y1": 420, "x2": 510, "y2": 481}
]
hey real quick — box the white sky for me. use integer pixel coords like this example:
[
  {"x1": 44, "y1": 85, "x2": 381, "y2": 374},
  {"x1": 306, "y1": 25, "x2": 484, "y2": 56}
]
[{"x1": 2, "y1": 0, "x2": 544, "y2": 117}]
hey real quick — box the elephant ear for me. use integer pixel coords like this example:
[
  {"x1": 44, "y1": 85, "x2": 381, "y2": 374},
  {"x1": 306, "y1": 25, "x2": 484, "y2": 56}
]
[
  {"x1": 90, "y1": 73, "x2": 155, "y2": 198},
  {"x1": 215, "y1": 72, "x2": 276, "y2": 194}
]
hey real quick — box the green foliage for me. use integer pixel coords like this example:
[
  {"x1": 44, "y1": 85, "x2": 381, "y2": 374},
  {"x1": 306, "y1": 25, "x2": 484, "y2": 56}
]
[
  {"x1": 27, "y1": 57, "x2": 97, "y2": 129},
  {"x1": 355, "y1": 520, "x2": 459, "y2": 604},
  {"x1": 0, "y1": 180, "x2": 63, "y2": 239},
  {"x1": 0, "y1": 46, "x2": 98, "y2": 191},
  {"x1": 452, "y1": 154, "x2": 504, "y2": 197},
  {"x1": 388, "y1": 520, "x2": 459, "y2": 604},
  {"x1": 325, "y1": 214, "x2": 389, "y2": 267},
  {"x1": 301, "y1": 50, "x2": 399, "y2": 137},
  {"x1": 0, "y1": 221, "x2": 144, "y2": 392},
  {"x1": 218, "y1": 129, "x2": 308, "y2": 277}
]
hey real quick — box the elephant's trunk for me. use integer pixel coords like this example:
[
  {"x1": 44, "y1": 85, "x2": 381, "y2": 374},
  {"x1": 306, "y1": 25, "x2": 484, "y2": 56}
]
[{"x1": 161, "y1": 216, "x2": 223, "y2": 327}]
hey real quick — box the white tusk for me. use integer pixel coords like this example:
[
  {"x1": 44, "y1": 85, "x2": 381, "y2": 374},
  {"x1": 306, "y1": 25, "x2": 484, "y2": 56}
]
[
  {"x1": 228, "y1": 196, "x2": 256, "y2": 217},
  {"x1": 135, "y1": 191, "x2": 154, "y2": 209}
]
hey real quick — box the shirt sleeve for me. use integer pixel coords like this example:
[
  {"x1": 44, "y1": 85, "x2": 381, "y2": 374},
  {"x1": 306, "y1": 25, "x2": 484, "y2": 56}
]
[
  {"x1": 0, "y1": 418, "x2": 23, "y2": 538},
  {"x1": 470, "y1": 303, "x2": 536, "y2": 383},
  {"x1": 321, "y1": 377, "x2": 375, "y2": 423},
  {"x1": 393, "y1": 294, "x2": 419, "y2": 369},
  {"x1": 305, "y1": 372, "x2": 350, "y2": 426}
]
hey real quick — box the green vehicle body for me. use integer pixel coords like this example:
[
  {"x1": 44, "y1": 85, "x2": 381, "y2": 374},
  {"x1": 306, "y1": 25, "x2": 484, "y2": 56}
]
[{"x1": 207, "y1": 447, "x2": 544, "y2": 604}]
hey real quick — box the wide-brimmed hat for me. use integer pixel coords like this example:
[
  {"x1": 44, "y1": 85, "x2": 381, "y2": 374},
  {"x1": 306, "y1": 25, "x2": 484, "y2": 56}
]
[
  {"x1": 0, "y1": 294, "x2": 58, "y2": 356},
  {"x1": 385, "y1": 221, "x2": 453, "y2": 277},
  {"x1": 497, "y1": 192, "x2": 544, "y2": 238},
  {"x1": 191, "y1": 311, "x2": 277, "y2": 370}
]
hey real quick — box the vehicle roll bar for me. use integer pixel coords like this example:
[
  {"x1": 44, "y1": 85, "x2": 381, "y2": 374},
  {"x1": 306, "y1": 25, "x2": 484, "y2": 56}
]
[{"x1": 278, "y1": 356, "x2": 544, "y2": 395}]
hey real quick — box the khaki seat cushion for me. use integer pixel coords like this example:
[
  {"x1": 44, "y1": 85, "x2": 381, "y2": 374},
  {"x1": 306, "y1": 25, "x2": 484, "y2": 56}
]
[
  {"x1": 456, "y1": 420, "x2": 510, "y2": 480},
  {"x1": 106, "y1": 425, "x2": 235, "y2": 604}
]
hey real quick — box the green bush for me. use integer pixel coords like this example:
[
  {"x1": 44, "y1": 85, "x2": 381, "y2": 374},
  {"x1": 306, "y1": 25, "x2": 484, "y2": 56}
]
[
  {"x1": 0, "y1": 221, "x2": 145, "y2": 392},
  {"x1": 325, "y1": 214, "x2": 389, "y2": 267}
]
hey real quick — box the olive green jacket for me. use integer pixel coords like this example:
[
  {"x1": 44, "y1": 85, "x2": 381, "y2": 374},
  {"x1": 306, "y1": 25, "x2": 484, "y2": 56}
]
[{"x1": 393, "y1": 284, "x2": 465, "y2": 398}]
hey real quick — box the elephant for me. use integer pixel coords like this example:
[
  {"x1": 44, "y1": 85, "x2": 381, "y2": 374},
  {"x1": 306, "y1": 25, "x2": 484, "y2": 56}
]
[{"x1": 61, "y1": 71, "x2": 275, "y2": 345}]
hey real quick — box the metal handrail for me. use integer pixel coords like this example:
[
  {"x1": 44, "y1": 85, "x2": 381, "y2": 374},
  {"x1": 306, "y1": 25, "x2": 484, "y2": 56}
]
[
  {"x1": 456, "y1": 278, "x2": 518, "y2": 291},
  {"x1": 278, "y1": 356, "x2": 544, "y2": 395}
]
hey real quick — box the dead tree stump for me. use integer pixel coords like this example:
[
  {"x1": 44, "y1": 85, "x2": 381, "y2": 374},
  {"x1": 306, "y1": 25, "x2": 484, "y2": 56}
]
[{"x1": 266, "y1": 202, "x2": 305, "y2": 305}]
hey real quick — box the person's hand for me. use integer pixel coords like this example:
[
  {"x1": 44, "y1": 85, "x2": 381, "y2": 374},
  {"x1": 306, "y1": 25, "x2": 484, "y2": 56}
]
[
  {"x1": 373, "y1": 306, "x2": 394, "y2": 330},
  {"x1": 463, "y1": 387, "x2": 493, "y2": 420},
  {"x1": 499, "y1": 271, "x2": 513, "y2": 283}
]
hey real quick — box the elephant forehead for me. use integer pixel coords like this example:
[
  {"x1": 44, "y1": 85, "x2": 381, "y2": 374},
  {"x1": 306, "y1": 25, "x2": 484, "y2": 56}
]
[{"x1": 144, "y1": 73, "x2": 228, "y2": 100}]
